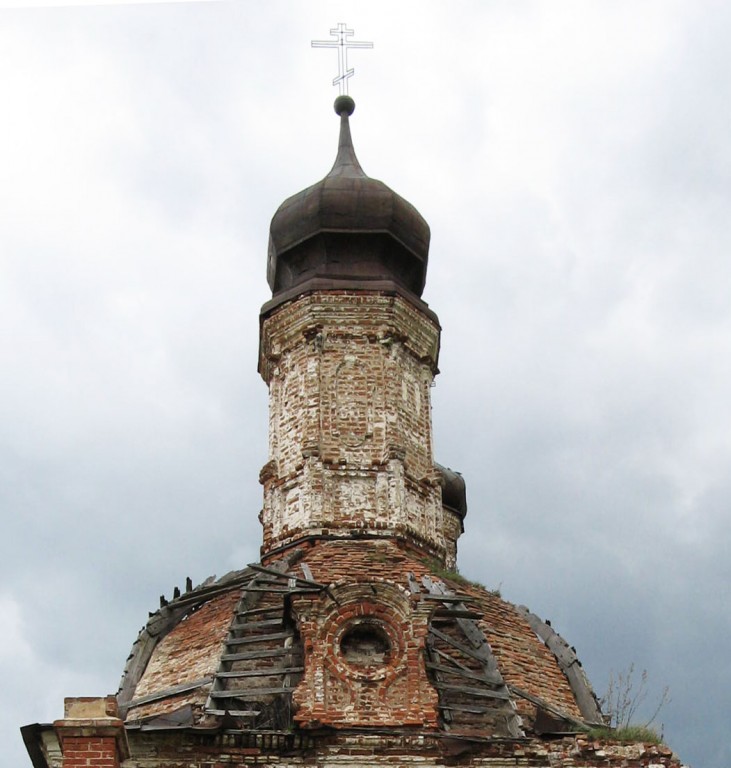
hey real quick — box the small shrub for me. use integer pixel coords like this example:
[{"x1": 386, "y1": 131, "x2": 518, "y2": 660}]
[{"x1": 600, "y1": 663, "x2": 670, "y2": 732}]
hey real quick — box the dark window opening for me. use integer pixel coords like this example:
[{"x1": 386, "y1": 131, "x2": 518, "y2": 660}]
[{"x1": 340, "y1": 623, "x2": 391, "y2": 666}]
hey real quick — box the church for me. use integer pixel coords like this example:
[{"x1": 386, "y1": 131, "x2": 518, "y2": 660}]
[{"x1": 22, "y1": 84, "x2": 683, "y2": 768}]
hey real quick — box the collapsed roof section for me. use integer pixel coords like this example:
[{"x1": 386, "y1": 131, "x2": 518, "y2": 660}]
[{"x1": 117, "y1": 541, "x2": 602, "y2": 739}]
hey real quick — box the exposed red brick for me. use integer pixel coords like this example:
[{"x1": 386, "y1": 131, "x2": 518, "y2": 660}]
[{"x1": 127, "y1": 589, "x2": 241, "y2": 722}]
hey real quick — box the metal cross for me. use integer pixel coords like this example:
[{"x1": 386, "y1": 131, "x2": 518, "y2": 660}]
[{"x1": 311, "y1": 23, "x2": 373, "y2": 95}]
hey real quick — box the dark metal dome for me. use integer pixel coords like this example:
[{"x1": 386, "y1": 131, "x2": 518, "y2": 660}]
[
  {"x1": 436, "y1": 464, "x2": 468, "y2": 520},
  {"x1": 267, "y1": 97, "x2": 430, "y2": 299}
]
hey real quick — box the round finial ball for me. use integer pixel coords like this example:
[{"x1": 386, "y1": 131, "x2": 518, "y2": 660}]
[{"x1": 334, "y1": 95, "x2": 355, "y2": 116}]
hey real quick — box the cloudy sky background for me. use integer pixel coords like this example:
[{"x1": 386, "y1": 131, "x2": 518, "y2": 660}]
[{"x1": 2, "y1": 1, "x2": 729, "y2": 766}]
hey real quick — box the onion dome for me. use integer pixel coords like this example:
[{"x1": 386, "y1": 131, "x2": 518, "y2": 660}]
[
  {"x1": 436, "y1": 463, "x2": 468, "y2": 521},
  {"x1": 267, "y1": 95, "x2": 430, "y2": 301}
]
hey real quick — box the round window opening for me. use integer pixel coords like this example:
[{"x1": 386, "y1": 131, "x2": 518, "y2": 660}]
[{"x1": 339, "y1": 622, "x2": 391, "y2": 667}]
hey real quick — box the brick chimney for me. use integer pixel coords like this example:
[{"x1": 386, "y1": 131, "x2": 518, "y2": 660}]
[{"x1": 53, "y1": 697, "x2": 129, "y2": 768}]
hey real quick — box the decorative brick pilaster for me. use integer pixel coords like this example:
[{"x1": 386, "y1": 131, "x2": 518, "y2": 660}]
[{"x1": 54, "y1": 697, "x2": 129, "y2": 768}]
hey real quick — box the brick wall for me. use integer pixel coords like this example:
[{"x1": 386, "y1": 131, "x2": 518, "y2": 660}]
[
  {"x1": 57, "y1": 736, "x2": 119, "y2": 768},
  {"x1": 259, "y1": 291, "x2": 461, "y2": 567},
  {"x1": 118, "y1": 729, "x2": 684, "y2": 768},
  {"x1": 291, "y1": 579, "x2": 439, "y2": 729}
]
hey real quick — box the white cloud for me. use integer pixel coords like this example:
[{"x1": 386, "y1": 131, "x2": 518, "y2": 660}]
[
  {"x1": 0, "y1": 0, "x2": 220, "y2": 7},
  {"x1": 2, "y1": 2, "x2": 729, "y2": 766}
]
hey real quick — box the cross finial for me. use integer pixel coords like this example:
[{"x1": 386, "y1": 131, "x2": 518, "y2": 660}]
[{"x1": 311, "y1": 23, "x2": 373, "y2": 96}]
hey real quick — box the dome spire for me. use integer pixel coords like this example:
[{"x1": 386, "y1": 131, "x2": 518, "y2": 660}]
[
  {"x1": 330, "y1": 95, "x2": 364, "y2": 177},
  {"x1": 265, "y1": 88, "x2": 430, "y2": 304}
]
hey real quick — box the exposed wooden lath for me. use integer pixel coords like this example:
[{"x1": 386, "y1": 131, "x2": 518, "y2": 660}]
[
  {"x1": 516, "y1": 605, "x2": 604, "y2": 725},
  {"x1": 204, "y1": 560, "x2": 327, "y2": 730},
  {"x1": 421, "y1": 575, "x2": 524, "y2": 739}
]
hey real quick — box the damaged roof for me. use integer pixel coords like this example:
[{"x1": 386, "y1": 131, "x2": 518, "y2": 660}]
[{"x1": 118, "y1": 539, "x2": 602, "y2": 740}]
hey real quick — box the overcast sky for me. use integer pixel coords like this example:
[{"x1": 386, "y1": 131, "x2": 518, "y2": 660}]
[{"x1": 2, "y1": 2, "x2": 729, "y2": 766}]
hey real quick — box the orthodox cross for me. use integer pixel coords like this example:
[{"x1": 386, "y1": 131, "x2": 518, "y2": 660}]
[{"x1": 311, "y1": 23, "x2": 373, "y2": 95}]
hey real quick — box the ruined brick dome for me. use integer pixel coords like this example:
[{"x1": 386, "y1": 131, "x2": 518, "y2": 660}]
[
  {"x1": 267, "y1": 95, "x2": 430, "y2": 301},
  {"x1": 117, "y1": 543, "x2": 605, "y2": 740}
]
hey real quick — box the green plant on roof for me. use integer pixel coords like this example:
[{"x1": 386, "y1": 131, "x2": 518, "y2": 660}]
[
  {"x1": 587, "y1": 663, "x2": 670, "y2": 745},
  {"x1": 424, "y1": 558, "x2": 500, "y2": 596}
]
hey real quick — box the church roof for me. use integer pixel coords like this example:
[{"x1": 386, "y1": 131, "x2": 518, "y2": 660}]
[{"x1": 118, "y1": 541, "x2": 602, "y2": 739}]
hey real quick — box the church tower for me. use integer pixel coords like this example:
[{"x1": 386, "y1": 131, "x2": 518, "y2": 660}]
[
  {"x1": 259, "y1": 94, "x2": 462, "y2": 570},
  {"x1": 22, "y1": 94, "x2": 684, "y2": 768}
]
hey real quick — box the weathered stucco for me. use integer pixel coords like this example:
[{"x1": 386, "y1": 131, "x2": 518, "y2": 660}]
[{"x1": 259, "y1": 291, "x2": 458, "y2": 567}]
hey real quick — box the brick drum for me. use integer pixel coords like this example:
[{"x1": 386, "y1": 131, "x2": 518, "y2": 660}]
[{"x1": 259, "y1": 291, "x2": 452, "y2": 567}]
